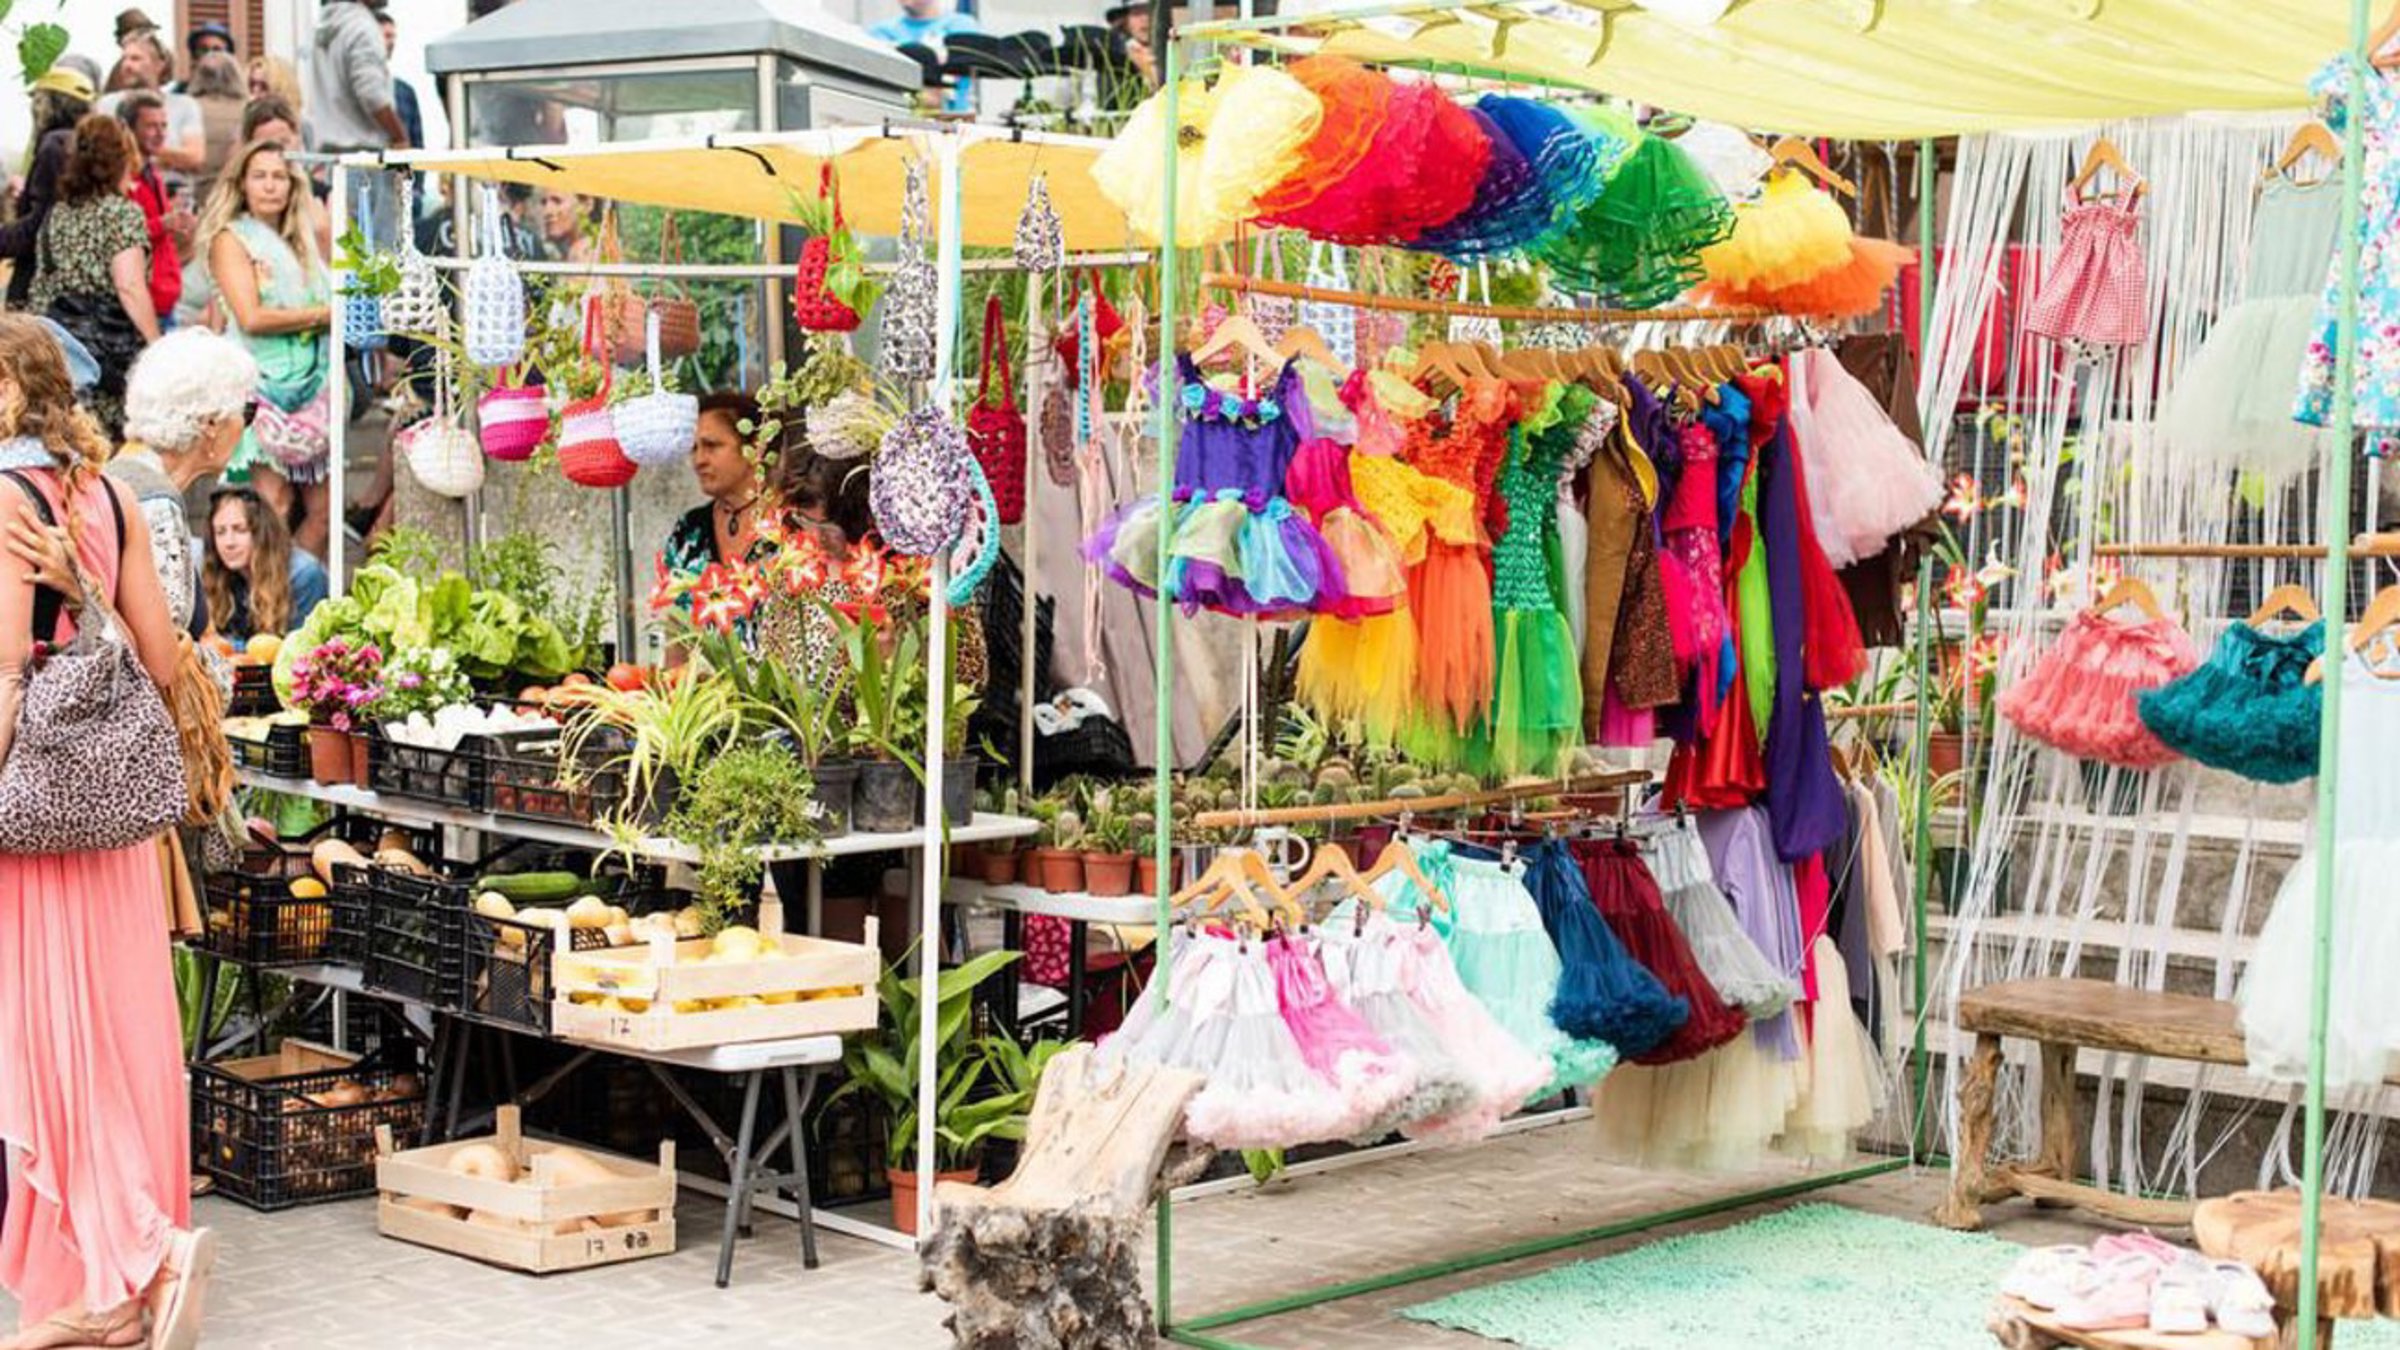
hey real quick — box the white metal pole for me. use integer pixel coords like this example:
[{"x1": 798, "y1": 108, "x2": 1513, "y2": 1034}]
[
  {"x1": 327, "y1": 160, "x2": 352, "y2": 596},
  {"x1": 914, "y1": 130, "x2": 966, "y2": 1241},
  {"x1": 1019, "y1": 270, "x2": 1043, "y2": 797}
]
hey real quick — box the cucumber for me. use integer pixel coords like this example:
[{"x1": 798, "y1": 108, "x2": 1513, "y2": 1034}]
[{"x1": 475, "y1": 871, "x2": 585, "y2": 905}]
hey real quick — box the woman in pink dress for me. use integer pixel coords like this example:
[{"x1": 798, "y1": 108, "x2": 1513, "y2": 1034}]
[{"x1": 0, "y1": 313, "x2": 213, "y2": 1350}]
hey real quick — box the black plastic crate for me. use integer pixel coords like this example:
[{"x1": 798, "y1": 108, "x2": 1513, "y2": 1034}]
[
  {"x1": 228, "y1": 721, "x2": 307, "y2": 778},
  {"x1": 454, "y1": 867, "x2": 677, "y2": 1036},
  {"x1": 482, "y1": 725, "x2": 636, "y2": 827},
  {"x1": 190, "y1": 1044, "x2": 425, "y2": 1211},
  {"x1": 360, "y1": 865, "x2": 469, "y2": 1008},
  {"x1": 364, "y1": 727, "x2": 488, "y2": 810},
  {"x1": 226, "y1": 662, "x2": 278, "y2": 717},
  {"x1": 198, "y1": 818, "x2": 425, "y2": 968}
]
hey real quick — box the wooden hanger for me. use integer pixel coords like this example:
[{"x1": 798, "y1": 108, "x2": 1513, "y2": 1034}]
[
  {"x1": 1273, "y1": 322, "x2": 1347, "y2": 377},
  {"x1": 1407, "y1": 341, "x2": 1479, "y2": 395},
  {"x1": 2088, "y1": 575, "x2": 2167, "y2": 622},
  {"x1": 2263, "y1": 121, "x2": 2340, "y2": 186},
  {"x1": 1360, "y1": 840, "x2": 1451, "y2": 912},
  {"x1": 2069, "y1": 136, "x2": 2145, "y2": 203},
  {"x1": 2247, "y1": 582, "x2": 2322, "y2": 628},
  {"x1": 1191, "y1": 313, "x2": 1285, "y2": 374},
  {"x1": 1768, "y1": 135, "x2": 1857, "y2": 199},
  {"x1": 1169, "y1": 848, "x2": 1291, "y2": 929},
  {"x1": 1284, "y1": 841, "x2": 1384, "y2": 915},
  {"x1": 2307, "y1": 584, "x2": 2400, "y2": 684}
]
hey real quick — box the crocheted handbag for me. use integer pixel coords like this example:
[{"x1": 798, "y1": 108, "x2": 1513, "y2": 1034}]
[
  {"x1": 881, "y1": 159, "x2": 939, "y2": 383},
  {"x1": 947, "y1": 456, "x2": 1000, "y2": 606},
  {"x1": 1013, "y1": 171, "x2": 1063, "y2": 275},
  {"x1": 792, "y1": 164, "x2": 865, "y2": 333},
  {"x1": 558, "y1": 300, "x2": 637, "y2": 489},
  {"x1": 477, "y1": 369, "x2": 548, "y2": 462},
  {"x1": 461, "y1": 185, "x2": 525, "y2": 368},
  {"x1": 871, "y1": 406, "x2": 973, "y2": 557},
  {"x1": 399, "y1": 357, "x2": 484, "y2": 499},
  {"x1": 596, "y1": 210, "x2": 700, "y2": 364},
  {"x1": 615, "y1": 310, "x2": 700, "y2": 468},
  {"x1": 1051, "y1": 271, "x2": 1125, "y2": 383},
  {"x1": 253, "y1": 387, "x2": 331, "y2": 473},
  {"x1": 965, "y1": 295, "x2": 1027, "y2": 525},
  {"x1": 341, "y1": 284, "x2": 388, "y2": 352},
  {"x1": 381, "y1": 178, "x2": 446, "y2": 338}
]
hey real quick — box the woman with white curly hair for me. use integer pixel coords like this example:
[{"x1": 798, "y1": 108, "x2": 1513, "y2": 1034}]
[{"x1": 107, "y1": 329, "x2": 257, "y2": 638}]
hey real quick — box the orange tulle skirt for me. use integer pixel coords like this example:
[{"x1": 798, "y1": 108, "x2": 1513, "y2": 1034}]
[
  {"x1": 1409, "y1": 539, "x2": 1496, "y2": 737},
  {"x1": 1251, "y1": 57, "x2": 1393, "y2": 219},
  {"x1": 1703, "y1": 238, "x2": 1914, "y2": 320}
]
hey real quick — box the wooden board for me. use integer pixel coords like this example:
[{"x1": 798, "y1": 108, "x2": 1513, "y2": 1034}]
[
  {"x1": 376, "y1": 1200, "x2": 674, "y2": 1274},
  {"x1": 1989, "y1": 1295, "x2": 2272, "y2": 1350},
  {"x1": 2195, "y1": 1190, "x2": 2400, "y2": 1323},
  {"x1": 1959, "y1": 980, "x2": 2249, "y2": 1065},
  {"x1": 550, "y1": 990, "x2": 876, "y2": 1052},
  {"x1": 552, "y1": 924, "x2": 878, "y2": 1004}
]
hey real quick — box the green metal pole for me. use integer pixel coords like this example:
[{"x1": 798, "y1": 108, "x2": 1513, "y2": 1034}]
[
  {"x1": 2300, "y1": 7, "x2": 2371, "y2": 1345},
  {"x1": 1910, "y1": 137, "x2": 1939, "y2": 1160},
  {"x1": 1152, "y1": 33, "x2": 1184, "y2": 1339}
]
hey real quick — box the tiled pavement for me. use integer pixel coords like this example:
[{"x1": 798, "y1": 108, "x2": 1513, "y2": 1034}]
[{"x1": 2, "y1": 1129, "x2": 2100, "y2": 1348}]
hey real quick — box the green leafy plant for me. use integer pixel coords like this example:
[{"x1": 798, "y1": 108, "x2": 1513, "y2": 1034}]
[
  {"x1": 368, "y1": 647, "x2": 472, "y2": 723},
  {"x1": 562, "y1": 672, "x2": 743, "y2": 827},
  {"x1": 683, "y1": 620, "x2": 850, "y2": 766},
  {"x1": 660, "y1": 741, "x2": 822, "y2": 934},
  {"x1": 469, "y1": 531, "x2": 608, "y2": 672},
  {"x1": 829, "y1": 946, "x2": 1062, "y2": 1172},
  {"x1": 833, "y1": 603, "x2": 929, "y2": 771},
  {"x1": 333, "y1": 225, "x2": 402, "y2": 298},
  {"x1": 273, "y1": 561, "x2": 578, "y2": 697}
]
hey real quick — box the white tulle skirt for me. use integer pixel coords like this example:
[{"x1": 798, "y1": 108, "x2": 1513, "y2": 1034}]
[
  {"x1": 2160, "y1": 295, "x2": 2329, "y2": 485},
  {"x1": 1788, "y1": 346, "x2": 1944, "y2": 569},
  {"x1": 1778, "y1": 937, "x2": 1888, "y2": 1164},
  {"x1": 2239, "y1": 839, "x2": 2400, "y2": 1090}
]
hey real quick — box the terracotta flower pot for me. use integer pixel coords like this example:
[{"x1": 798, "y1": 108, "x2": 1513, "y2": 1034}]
[
  {"x1": 349, "y1": 731, "x2": 374, "y2": 785},
  {"x1": 1030, "y1": 847, "x2": 1084, "y2": 895},
  {"x1": 887, "y1": 1164, "x2": 980, "y2": 1237},
  {"x1": 306, "y1": 726, "x2": 356, "y2": 786},
  {"x1": 975, "y1": 847, "x2": 1019, "y2": 886},
  {"x1": 1927, "y1": 730, "x2": 1966, "y2": 779},
  {"x1": 1082, "y1": 851, "x2": 1136, "y2": 897},
  {"x1": 1135, "y1": 854, "x2": 1160, "y2": 897}
]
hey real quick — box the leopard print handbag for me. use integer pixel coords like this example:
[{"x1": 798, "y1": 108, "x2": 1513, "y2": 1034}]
[{"x1": 0, "y1": 472, "x2": 185, "y2": 855}]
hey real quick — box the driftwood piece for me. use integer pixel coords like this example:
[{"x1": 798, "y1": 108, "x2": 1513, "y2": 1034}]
[
  {"x1": 1988, "y1": 1295, "x2": 2272, "y2": 1350},
  {"x1": 919, "y1": 1047, "x2": 1206, "y2": 1349},
  {"x1": 2196, "y1": 1188, "x2": 2400, "y2": 1334}
]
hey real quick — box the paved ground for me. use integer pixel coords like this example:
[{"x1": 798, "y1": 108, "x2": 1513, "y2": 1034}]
[{"x1": 2, "y1": 1124, "x2": 2105, "y2": 1349}]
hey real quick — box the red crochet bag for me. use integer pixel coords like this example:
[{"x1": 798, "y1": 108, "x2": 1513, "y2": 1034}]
[
  {"x1": 1051, "y1": 270, "x2": 1124, "y2": 384},
  {"x1": 965, "y1": 295, "x2": 1027, "y2": 525},
  {"x1": 791, "y1": 164, "x2": 863, "y2": 333},
  {"x1": 558, "y1": 299, "x2": 637, "y2": 489}
]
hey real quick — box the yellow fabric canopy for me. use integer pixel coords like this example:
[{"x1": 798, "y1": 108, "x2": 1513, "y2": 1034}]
[
  {"x1": 1202, "y1": 0, "x2": 2347, "y2": 139},
  {"x1": 373, "y1": 126, "x2": 1143, "y2": 251}
]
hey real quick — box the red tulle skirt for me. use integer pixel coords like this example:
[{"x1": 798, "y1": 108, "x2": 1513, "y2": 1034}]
[{"x1": 1575, "y1": 839, "x2": 1748, "y2": 1067}]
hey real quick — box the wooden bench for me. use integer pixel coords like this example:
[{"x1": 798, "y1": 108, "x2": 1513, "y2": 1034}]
[{"x1": 1937, "y1": 977, "x2": 2252, "y2": 1232}]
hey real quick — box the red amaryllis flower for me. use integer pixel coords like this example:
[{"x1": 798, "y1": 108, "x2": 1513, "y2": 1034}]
[{"x1": 1941, "y1": 473, "x2": 1981, "y2": 522}]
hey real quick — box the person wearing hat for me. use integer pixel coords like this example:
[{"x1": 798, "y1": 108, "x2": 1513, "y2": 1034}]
[
  {"x1": 186, "y1": 21, "x2": 235, "y2": 64},
  {"x1": 1, "y1": 67, "x2": 95, "y2": 309},
  {"x1": 869, "y1": 0, "x2": 983, "y2": 114},
  {"x1": 1105, "y1": 3, "x2": 1159, "y2": 87}
]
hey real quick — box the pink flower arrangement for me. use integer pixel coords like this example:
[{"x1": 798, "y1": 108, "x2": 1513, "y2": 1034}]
[{"x1": 288, "y1": 638, "x2": 386, "y2": 732}]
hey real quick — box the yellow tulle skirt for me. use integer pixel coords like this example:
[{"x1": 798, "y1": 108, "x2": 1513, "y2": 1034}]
[
  {"x1": 1091, "y1": 64, "x2": 1324, "y2": 248},
  {"x1": 1698, "y1": 169, "x2": 1856, "y2": 294},
  {"x1": 1298, "y1": 610, "x2": 1419, "y2": 747}
]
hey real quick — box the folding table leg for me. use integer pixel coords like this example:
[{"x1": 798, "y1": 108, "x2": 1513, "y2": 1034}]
[
  {"x1": 780, "y1": 1066, "x2": 820, "y2": 1270},
  {"x1": 716, "y1": 1070, "x2": 766, "y2": 1289}
]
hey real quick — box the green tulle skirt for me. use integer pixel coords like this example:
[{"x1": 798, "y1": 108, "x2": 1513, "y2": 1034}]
[
  {"x1": 1537, "y1": 119, "x2": 1735, "y2": 309},
  {"x1": 1482, "y1": 606, "x2": 1584, "y2": 778}
]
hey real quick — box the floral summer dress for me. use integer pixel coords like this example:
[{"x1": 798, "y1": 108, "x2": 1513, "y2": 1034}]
[
  {"x1": 29, "y1": 196, "x2": 145, "y2": 433},
  {"x1": 2296, "y1": 57, "x2": 2400, "y2": 436}
]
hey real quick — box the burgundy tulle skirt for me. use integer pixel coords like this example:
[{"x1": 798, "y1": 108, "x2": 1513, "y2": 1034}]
[{"x1": 1573, "y1": 838, "x2": 1748, "y2": 1066}]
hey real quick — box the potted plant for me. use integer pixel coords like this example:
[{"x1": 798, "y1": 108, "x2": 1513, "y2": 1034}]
[
  {"x1": 970, "y1": 786, "x2": 1023, "y2": 885},
  {"x1": 1132, "y1": 823, "x2": 1168, "y2": 897},
  {"x1": 287, "y1": 638, "x2": 384, "y2": 785},
  {"x1": 689, "y1": 621, "x2": 857, "y2": 835},
  {"x1": 939, "y1": 674, "x2": 983, "y2": 831},
  {"x1": 833, "y1": 603, "x2": 929, "y2": 833},
  {"x1": 1079, "y1": 787, "x2": 1137, "y2": 897},
  {"x1": 658, "y1": 741, "x2": 824, "y2": 935},
  {"x1": 560, "y1": 669, "x2": 741, "y2": 830},
  {"x1": 828, "y1": 947, "x2": 1064, "y2": 1236},
  {"x1": 1026, "y1": 795, "x2": 1085, "y2": 894}
]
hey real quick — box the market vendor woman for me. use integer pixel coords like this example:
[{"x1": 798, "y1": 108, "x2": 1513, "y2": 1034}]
[{"x1": 657, "y1": 392, "x2": 774, "y2": 666}]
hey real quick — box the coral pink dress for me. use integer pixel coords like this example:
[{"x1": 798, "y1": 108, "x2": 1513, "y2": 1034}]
[{"x1": 0, "y1": 466, "x2": 187, "y2": 1326}]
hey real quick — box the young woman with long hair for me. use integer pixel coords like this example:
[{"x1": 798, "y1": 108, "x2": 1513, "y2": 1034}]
[
  {"x1": 201, "y1": 486, "x2": 320, "y2": 643},
  {"x1": 200, "y1": 137, "x2": 331, "y2": 561},
  {"x1": 0, "y1": 311, "x2": 213, "y2": 1350}
]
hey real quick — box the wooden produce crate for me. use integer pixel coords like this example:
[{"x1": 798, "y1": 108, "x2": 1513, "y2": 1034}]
[
  {"x1": 549, "y1": 921, "x2": 879, "y2": 1051},
  {"x1": 374, "y1": 1106, "x2": 675, "y2": 1274}
]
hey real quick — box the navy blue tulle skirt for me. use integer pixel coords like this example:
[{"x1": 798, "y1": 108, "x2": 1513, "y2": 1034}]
[{"x1": 1524, "y1": 840, "x2": 1689, "y2": 1059}]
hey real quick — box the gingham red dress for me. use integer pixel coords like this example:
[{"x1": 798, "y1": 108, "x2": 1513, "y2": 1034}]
[{"x1": 2025, "y1": 194, "x2": 2149, "y2": 348}]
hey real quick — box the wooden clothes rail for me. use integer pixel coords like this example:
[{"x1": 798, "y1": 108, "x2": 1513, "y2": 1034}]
[
  {"x1": 1198, "y1": 272, "x2": 1776, "y2": 326},
  {"x1": 1189, "y1": 770, "x2": 1649, "y2": 830},
  {"x1": 1826, "y1": 701, "x2": 1920, "y2": 722},
  {"x1": 2096, "y1": 535, "x2": 2400, "y2": 560}
]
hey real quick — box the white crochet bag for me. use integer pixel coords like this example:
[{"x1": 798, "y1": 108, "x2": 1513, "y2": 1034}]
[
  {"x1": 400, "y1": 358, "x2": 484, "y2": 499},
  {"x1": 613, "y1": 311, "x2": 699, "y2": 467},
  {"x1": 380, "y1": 177, "x2": 446, "y2": 338},
  {"x1": 461, "y1": 185, "x2": 524, "y2": 368}
]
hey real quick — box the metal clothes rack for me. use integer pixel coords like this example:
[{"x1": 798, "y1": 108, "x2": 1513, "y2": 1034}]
[
  {"x1": 1197, "y1": 271, "x2": 1776, "y2": 325},
  {"x1": 1142, "y1": 27, "x2": 1947, "y2": 1350}
]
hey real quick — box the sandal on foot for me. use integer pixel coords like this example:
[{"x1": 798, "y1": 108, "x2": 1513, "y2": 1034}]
[
  {"x1": 2, "y1": 1305, "x2": 145, "y2": 1350},
  {"x1": 146, "y1": 1229, "x2": 217, "y2": 1350}
]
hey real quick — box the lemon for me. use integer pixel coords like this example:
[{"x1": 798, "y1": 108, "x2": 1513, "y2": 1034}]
[
  {"x1": 287, "y1": 877, "x2": 327, "y2": 899},
  {"x1": 244, "y1": 633, "x2": 282, "y2": 664}
]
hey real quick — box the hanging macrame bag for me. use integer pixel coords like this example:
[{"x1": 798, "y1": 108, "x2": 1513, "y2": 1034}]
[
  {"x1": 341, "y1": 283, "x2": 388, "y2": 352},
  {"x1": 881, "y1": 159, "x2": 939, "y2": 383},
  {"x1": 871, "y1": 406, "x2": 974, "y2": 557},
  {"x1": 400, "y1": 357, "x2": 484, "y2": 499},
  {"x1": 381, "y1": 178, "x2": 446, "y2": 338},
  {"x1": 965, "y1": 295, "x2": 1027, "y2": 525},
  {"x1": 477, "y1": 368, "x2": 548, "y2": 462},
  {"x1": 1013, "y1": 171, "x2": 1063, "y2": 274},
  {"x1": 462, "y1": 184, "x2": 525, "y2": 368},
  {"x1": 596, "y1": 209, "x2": 701, "y2": 364},
  {"x1": 1300, "y1": 243, "x2": 1357, "y2": 369},
  {"x1": 615, "y1": 310, "x2": 700, "y2": 467},
  {"x1": 792, "y1": 164, "x2": 865, "y2": 333},
  {"x1": 558, "y1": 300, "x2": 637, "y2": 489}
]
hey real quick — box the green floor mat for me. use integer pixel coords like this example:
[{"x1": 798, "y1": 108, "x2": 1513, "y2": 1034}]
[{"x1": 1399, "y1": 1201, "x2": 2400, "y2": 1350}]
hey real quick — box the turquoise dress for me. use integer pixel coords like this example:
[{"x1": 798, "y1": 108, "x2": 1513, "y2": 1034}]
[{"x1": 222, "y1": 215, "x2": 331, "y2": 484}]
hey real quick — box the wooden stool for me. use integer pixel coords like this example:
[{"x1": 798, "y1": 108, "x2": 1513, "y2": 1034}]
[
  {"x1": 1939, "y1": 978, "x2": 2251, "y2": 1231},
  {"x1": 2194, "y1": 1189, "x2": 2400, "y2": 1350},
  {"x1": 1989, "y1": 1294, "x2": 2270, "y2": 1350}
]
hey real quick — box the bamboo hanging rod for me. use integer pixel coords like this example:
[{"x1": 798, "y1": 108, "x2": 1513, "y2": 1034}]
[
  {"x1": 2094, "y1": 535, "x2": 2400, "y2": 560},
  {"x1": 1198, "y1": 272, "x2": 1777, "y2": 326},
  {"x1": 1189, "y1": 770, "x2": 1649, "y2": 830},
  {"x1": 1825, "y1": 701, "x2": 1920, "y2": 722}
]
